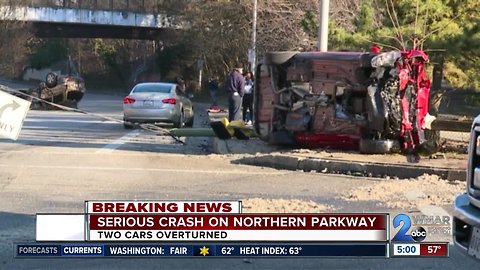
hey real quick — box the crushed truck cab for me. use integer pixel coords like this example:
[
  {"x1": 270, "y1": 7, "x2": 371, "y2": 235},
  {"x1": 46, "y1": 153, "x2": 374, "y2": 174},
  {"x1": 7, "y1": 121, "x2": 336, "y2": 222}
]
[{"x1": 254, "y1": 50, "x2": 433, "y2": 154}]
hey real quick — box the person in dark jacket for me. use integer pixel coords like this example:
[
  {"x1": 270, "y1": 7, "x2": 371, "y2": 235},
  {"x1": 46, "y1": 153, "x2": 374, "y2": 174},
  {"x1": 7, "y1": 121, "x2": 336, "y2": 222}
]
[
  {"x1": 208, "y1": 77, "x2": 219, "y2": 106},
  {"x1": 242, "y1": 71, "x2": 254, "y2": 125},
  {"x1": 175, "y1": 76, "x2": 186, "y2": 95},
  {"x1": 225, "y1": 63, "x2": 245, "y2": 121}
]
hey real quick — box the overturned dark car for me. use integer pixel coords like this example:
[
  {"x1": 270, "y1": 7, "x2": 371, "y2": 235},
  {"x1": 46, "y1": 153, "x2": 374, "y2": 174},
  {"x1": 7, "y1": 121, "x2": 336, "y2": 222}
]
[
  {"x1": 254, "y1": 50, "x2": 435, "y2": 155},
  {"x1": 16, "y1": 72, "x2": 86, "y2": 109},
  {"x1": 37, "y1": 72, "x2": 86, "y2": 108}
]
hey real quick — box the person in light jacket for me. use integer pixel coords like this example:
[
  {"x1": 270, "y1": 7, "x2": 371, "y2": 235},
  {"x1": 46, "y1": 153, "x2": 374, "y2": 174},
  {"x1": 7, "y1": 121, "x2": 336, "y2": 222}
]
[{"x1": 242, "y1": 71, "x2": 254, "y2": 125}]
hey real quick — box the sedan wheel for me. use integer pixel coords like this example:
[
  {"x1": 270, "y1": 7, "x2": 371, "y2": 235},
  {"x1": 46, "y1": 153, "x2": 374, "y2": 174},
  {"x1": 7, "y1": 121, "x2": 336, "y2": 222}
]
[
  {"x1": 185, "y1": 111, "x2": 194, "y2": 127},
  {"x1": 123, "y1": 118, "x2": 134, "y2": 129},
  {"x1": 173, "y1": 110, "x2": 184, "y2": 128}
]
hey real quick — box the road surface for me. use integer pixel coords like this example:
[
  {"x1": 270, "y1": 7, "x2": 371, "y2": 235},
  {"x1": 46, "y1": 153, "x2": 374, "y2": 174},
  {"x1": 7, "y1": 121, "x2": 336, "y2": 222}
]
[{"x1": 0, "y1": 92, "x2": 477, "y2": 269}]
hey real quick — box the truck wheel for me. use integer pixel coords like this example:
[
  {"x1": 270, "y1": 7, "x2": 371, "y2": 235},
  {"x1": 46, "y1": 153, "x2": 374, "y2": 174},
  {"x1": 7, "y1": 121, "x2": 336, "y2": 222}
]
[
  {"x1": 381, "y1": 78, "x2": 402, "y2": 137},
  {"x1": 264, "y1": 51, "x2": 298, "y2": 65},
  {"x1": 420, "y1": 130, "x2": 441, "y2": 155},
  {"x1": 268, "y1": 131, "x2": 296, "y2": 146},
  {"x1": 359, "y1": 139, "x2": 400, "y2": 154},
  {"x1": 45, "y1": 72, "x2": 58, "y2": 88}
]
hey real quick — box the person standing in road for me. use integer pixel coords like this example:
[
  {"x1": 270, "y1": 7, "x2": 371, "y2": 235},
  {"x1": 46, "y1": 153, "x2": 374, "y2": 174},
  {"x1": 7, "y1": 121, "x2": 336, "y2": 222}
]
[
  {"x1": 175, "y1": 76, "x2": 186, "y2": 95},
  {"x1": 208, "y1": 77, "x2": 219, "y2": 107},
  {"x1": 225, "y1": 63, "x2": 245, "y2": 121},
  {"x1": 242, "y1": 71, "x2": 254, "y2": 125}
]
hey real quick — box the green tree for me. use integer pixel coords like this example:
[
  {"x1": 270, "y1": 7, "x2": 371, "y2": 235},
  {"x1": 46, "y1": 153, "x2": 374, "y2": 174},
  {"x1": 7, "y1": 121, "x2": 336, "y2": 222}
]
[
  {"x1": 355, "y1": 0, "x2": 375, "y2": 33},
  {"x1": 327, "y1": 0, "x2": 480, "y2": 89},
  {"x1": 301, "y1": 10, "x2": 318, "y2": 38},
  {"x1": 93, "y1": 39, "x2": 125, "y2": 85},
  {"x1": 94, "y1": 39, "x2": 117, "y2": 69},
  {"x1": 30, "y1": 39, "x2": 68, "y2": 69}
]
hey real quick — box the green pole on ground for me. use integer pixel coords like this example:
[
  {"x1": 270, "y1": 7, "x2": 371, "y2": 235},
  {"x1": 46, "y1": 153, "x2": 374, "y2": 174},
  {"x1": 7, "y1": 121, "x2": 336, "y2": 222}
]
[
  {"x1": 168, "y1": 128, "x2": 217, "y2": 137},
  {"x1": 168, "y1": 127, "x2": 258, "y2": 138}
]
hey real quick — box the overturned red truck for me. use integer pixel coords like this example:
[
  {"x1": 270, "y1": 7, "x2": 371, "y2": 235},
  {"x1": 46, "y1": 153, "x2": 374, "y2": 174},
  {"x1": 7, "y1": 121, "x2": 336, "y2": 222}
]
[{"x1": 254, "y1": 50, "x2": 434, "y2": 155}]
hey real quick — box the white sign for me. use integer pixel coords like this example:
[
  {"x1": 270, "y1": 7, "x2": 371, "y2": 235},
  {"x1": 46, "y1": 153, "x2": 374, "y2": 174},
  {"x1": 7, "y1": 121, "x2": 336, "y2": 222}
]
[
  {"x1": 248, "y1": 48, "x2": 255, "y2": 63},
  {"x1": 36, "y1": 214, "x2": 85, "y2": 241},
  {"x1": 0, "y1": 90, "x2": 31, "y2": 140}
]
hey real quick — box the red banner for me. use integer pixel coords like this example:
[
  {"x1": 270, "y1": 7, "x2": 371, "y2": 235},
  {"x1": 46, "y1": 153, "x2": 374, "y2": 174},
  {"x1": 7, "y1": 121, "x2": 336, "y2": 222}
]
[{"x1": 89, "y1": 214, "x2": 387, "y2": 231}]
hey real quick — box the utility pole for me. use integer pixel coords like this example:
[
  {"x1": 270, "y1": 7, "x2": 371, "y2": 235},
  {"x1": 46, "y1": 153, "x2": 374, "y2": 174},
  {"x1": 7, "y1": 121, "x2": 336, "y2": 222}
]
[
  {"x1": 318, "y1": 0, "x2": 329, "y2": 51},
  {"x1": 197, "y1": 57, "x2": 204, "y2": 93},
  {"x1": 250, "y1": 0, "x2": 258, "y2": 73}
]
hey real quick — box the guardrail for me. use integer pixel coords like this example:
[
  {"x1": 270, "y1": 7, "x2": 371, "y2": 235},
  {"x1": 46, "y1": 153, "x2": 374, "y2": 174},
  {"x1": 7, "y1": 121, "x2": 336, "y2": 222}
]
[{"x1": 431, "y1": 118, "x2": 471, "y2": 132}]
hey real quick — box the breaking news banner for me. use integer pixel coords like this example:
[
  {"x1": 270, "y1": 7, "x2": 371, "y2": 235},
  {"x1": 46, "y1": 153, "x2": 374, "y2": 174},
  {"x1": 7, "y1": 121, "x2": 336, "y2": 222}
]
[
  {"x1": 86, "y1": 214, "x2": 388, "y2": 242},
  {"x1": 27, "y1": 200, "x2": 454, "y2": 259},
  {"x1": 36, "y1": 201, "x2": 242, "y2": 242},
  {"x1": 16, "y1": 243, "x2": 389, "y2": 258},
  {"x1": 85, "y1": 201, "x2": 243, "y2": 214}
]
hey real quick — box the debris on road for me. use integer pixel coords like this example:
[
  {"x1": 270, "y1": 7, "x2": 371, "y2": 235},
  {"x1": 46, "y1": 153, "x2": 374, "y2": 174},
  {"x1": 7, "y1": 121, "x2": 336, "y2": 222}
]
[
  {"x1": 342, "y1": 174, "x2": 464, "y2": 208},
  {"x1": 242, "y1": 198, "x2": 333, "y2": 213}
]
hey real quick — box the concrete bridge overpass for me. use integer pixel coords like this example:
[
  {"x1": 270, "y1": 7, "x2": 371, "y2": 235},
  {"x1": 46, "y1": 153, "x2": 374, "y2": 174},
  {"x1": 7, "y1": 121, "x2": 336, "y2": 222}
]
[{"x1": 0, "y1": 0, "x2": 181, "y2": 39}]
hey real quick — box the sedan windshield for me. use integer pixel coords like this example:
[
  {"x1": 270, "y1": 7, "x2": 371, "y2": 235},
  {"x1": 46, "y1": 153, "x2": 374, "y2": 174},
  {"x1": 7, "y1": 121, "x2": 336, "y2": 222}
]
[{"x1": 133, "y1": 84, "x2": 172, "y2": 94}]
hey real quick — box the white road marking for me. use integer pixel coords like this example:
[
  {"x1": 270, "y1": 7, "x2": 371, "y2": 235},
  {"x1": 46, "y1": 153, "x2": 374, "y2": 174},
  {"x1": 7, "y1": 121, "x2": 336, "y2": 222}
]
[
  {"x1": 403, "y1": 190, "x2": 451, "y2": 217},
  {"x1": 25, "y1": 119, "x2": 119, "y2": 124},
  {"x1": 96, "y1": 130, "x2": 141, "y2": 153},
  {"x1": 154, "y1": 145, "x2": 182, "y2": 150},
  {"x1": 0, "y1": 149, "x2": 190, "y2": 157},
  {"x1": 417, "y1": 205, "x2": 450, "y2": 217},
  {"x1": 0, "y1": 164, "x2": 286, "y2": 175},
  {"x1": 404, "y1": 190, "x2": 426, "y2": 201}
]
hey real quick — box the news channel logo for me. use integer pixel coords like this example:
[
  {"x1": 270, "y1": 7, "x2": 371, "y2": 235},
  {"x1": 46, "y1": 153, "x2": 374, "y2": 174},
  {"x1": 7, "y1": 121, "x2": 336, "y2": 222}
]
[{"x1": 391, "y1": 214, "x2": 451, "y2": 242}]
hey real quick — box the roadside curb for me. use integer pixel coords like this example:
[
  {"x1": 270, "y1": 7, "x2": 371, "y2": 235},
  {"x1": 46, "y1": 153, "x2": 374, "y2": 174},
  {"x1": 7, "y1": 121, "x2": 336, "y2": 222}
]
[
  {"x1": 233, "y1": 154, "x2": 466, "y2": 181},
  {"x1": 212, "y1": 138, "x2": 229, "y2": 154},
  {"x1": 209, "y1": 115, "x2": 466, "y2": 181}
]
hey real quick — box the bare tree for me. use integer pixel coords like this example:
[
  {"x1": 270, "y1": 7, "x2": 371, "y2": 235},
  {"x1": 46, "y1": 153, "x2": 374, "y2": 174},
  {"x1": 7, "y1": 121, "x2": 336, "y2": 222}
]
[
  {"x1": 0, "y1": 3, "x2": 34, "y2": 78},
  {"x1": 255, "y1": 0, "x2": 318, "y2": 52}
]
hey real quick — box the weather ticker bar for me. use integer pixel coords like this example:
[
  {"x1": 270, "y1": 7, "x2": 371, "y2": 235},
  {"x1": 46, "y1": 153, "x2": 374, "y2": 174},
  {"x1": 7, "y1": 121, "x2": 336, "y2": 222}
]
[{"x1": 16, "y1": 243, "x2": 389, "y2": 258}]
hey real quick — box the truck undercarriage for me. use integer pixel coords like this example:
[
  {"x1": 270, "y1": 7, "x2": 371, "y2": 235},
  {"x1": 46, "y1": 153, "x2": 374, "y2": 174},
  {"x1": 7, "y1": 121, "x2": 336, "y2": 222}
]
[{"x1": 254, "y1": 50, "x2": 433, "y2": 156}]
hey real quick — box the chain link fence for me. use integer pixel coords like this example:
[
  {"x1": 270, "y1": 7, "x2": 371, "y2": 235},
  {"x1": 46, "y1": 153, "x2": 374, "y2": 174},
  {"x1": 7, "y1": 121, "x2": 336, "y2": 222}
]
[{"x1": 432, "y1": 89, "x2": 480, "y2": 153}]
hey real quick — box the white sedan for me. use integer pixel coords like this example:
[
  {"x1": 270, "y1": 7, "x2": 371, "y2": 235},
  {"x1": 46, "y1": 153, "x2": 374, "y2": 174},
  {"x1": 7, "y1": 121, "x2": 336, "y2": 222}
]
[{"x1": 123, "y1": 82, "x2": 194, "y2": 129}]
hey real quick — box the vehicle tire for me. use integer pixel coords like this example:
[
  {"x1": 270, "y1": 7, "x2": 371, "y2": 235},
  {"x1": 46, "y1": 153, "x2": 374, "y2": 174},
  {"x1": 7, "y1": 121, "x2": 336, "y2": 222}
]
[
  {"x1": 185, "y1": 114, "x2": 194, "y2": 127},
  {"x1": 264, "y1": 51, "x2": 298, "y2": 65},
  {"x1": 268, "y1": 131, "x2": 296, "y2": 146},
  {"x1": 173, "y1": 110, "x2": 185, "y2": 128},
  {"x1": 420, "y1": 130, "x2": 441, "y2": 155},
  {"x1": 67, "y1": 100, "x2": 78, "y2": 109},
  {"x1": 28, "y1": 89, "x2": 41, "y2": 110},
  {"x1": 45, "y1": 72, "x2": 58, "y2": 88},
  {"x1": 123, "y1": 118, "x2": 134, "y2": 129},
  {"x1": 359, "y1": 138, "x2": 400, "y2": 154}
]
